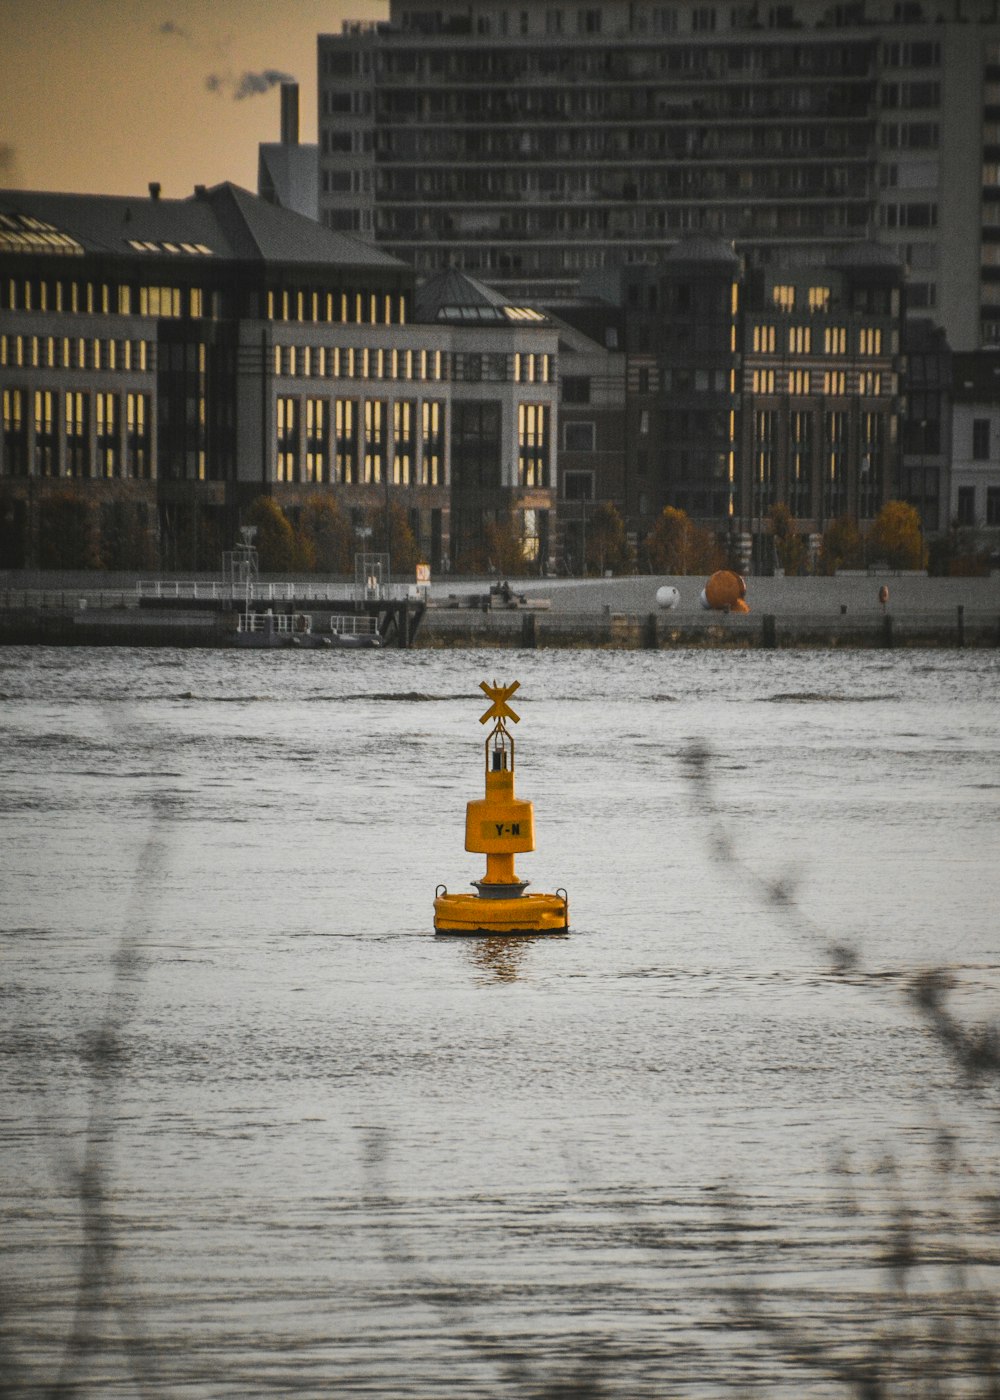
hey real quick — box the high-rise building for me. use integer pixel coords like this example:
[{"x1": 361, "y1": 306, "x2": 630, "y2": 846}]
[{"x1": 318, "y1": 0, "x2": 1000, "y2": 350}]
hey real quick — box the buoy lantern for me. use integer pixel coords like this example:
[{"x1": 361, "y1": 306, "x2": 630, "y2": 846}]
[{"x1": 433, "y1": 680, "x2": 569, "y2": 935}]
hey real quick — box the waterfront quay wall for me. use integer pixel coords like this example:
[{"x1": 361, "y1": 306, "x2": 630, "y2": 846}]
[
  {"x1": 416, "y1": 607, "x2": 998, "y2": 649},
  {"x1": 0, "y1": 573, "x2": 997, "y2": 649},
  {"x1": 416, "y1": 573, "x2": 1000, "y2": 649}
]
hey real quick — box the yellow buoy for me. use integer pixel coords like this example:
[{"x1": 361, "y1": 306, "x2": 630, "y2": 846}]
[{"x1": 433, "y1": 680, "x2": 569, "y2": 935}]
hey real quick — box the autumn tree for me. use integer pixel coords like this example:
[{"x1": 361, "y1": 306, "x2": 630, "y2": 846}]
[
  {"x1": 867, "y1": 499, "x2": 926, "y2": 571},
  {"x1": 768, "y1": 502, "x2": 808, "y2": 576},
  {"x1": 484, "y1": 516, "x2": 526, "y2": 575},
  {"x1": 38, "y1": 491, "x2": 102, "y2": 570},
  {"x1": 818, "y1": 515, "x2": 864, "y2": 575},
  {"x1": 246, "y1": 496, "x2": 297, "y2": 573},
  {"x1": 585, "y1": 502, "x2": 633, "y2": 575},
  {"x1": 96, "y1": 492, "x2": 160, "y2": 571},
  {"x1": 364, "y1": 501, "x2": 419, "y2": 576},
  {"x1": 644, "y1": 506, "x2": 723, "y2": 575},
  {"x1": 298, "y1": 495, "x2": 354, "y2": 574}
]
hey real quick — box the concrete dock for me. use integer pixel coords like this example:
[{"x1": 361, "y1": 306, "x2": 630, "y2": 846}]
[{"x1": 1, "y1": 571, "x2": 997, "y2": 648}]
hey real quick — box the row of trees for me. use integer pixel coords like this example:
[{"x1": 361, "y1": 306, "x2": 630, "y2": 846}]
[
  {"x1": 772, "y1": 500, "x2": 927, "y2": 574},
  {"x1": 642, "y1": 500, "x2": 930, "y2": 577},
  {"x1": 245, "y1": 496, "x2": 421, "y2": 576},
  {"x1": 1, "y1": 486, "x2": 981, "y2": 578}
]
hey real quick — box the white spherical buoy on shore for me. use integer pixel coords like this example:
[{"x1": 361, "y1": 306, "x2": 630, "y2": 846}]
[{"x1": 655, "y1": 585, "x2": 680, "y2": 610}]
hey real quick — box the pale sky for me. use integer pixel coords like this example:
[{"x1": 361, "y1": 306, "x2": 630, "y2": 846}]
[{"x1": 0, "y1": 0, "x2": 385, "y2": 199}]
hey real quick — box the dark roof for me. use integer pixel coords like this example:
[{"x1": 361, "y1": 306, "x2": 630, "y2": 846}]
[
  {"x1": 541, "y1": 298, "x2": 624, "y2": 348},
  {"x1": 0, "y1": 183, "x2": 407, "y2": 271},
  {"x1": 415, "y1": 268, "x2": 550, "y2": 324}
]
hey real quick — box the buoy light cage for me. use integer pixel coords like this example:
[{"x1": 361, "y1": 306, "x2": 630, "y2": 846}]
[{"x1": 433, "y1": 680, "x2": 569, "y2": 935}]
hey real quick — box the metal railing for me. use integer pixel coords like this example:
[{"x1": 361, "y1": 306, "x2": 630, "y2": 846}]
[
  {"x1": 135, "y1": 579, "x2": 416, "y2": 603},
  {"x1": 236, "y1": 611, "x2": 381, "y2": 638},
  {"x1": 330, "y1": 613, "x2": 379, "y2": 637},
  {"x1": 237, "y1": 612, "x2": 298, "y2": 636}
]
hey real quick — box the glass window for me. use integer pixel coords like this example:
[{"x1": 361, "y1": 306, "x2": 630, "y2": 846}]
[
  {"x1": 562, "y1": 376, "x2": 591, "y2": 404},
  {"x1": 564, "y1": 421, "x2": 595, "y2": 451},
  {"x1": 518, "y1": 403, "x2": 549, "y2": 487},
  {"x1": 393, "y1": 399, "x2": 416, "y2": 484},
  {"x1": 276, "y1": 396, "x2": 298, "y2": 482},
  {"x1": 421, "y1": 399, "x2": 444, "y2": 485},
  {"x1": 304, "y1": 398, "x2": 327, "y2": 483},
  {"x1": 364, "y1": 399, "x2": 387, "y2": 482},
  {"x1": 972, "y1": 418, "x2": 990, "y2": 460},
  {"x1": 335, "y1": 398, "x2": 358, "y2": 483}
]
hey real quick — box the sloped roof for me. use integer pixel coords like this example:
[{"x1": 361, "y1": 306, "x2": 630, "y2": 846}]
[
  {"x1": 0, "y1": 183, "x2": 407, "y2": 271},
  {"x1": 415, "y1": 268, "x2": 550, "y2": 324}
]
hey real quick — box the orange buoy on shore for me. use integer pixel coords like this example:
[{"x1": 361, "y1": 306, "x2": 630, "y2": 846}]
[
  {"x1": 433, "y1": 681, "x2": 569, "y2": 936},
  {"x1": 700, "y1": 570, "x2": 750, "y2": 613}
]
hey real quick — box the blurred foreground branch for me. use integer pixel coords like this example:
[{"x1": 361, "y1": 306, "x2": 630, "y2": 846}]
[
  {"x1": 682, "y1": 739, "x2": 1000, "y2": 1398},
  {"x1": 50, "y1": 794, "x2": 177, "y2": 1399}
]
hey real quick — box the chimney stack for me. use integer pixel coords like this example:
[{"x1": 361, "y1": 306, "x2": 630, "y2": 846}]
[
  {"x1": 280, "y1": 82, "x2": 299, "y2": 146},
  {"x1": 148, "y1": 181, "x2": 161, "y2": 200}
]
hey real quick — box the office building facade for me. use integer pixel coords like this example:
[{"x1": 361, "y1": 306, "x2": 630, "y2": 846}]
[
  {"x1": 318, "y1": 0, "x2": 1000, "y2": 350},
  {"x1": 0, "y1": 183, "x2": 558, "y2": 573},
  {"x1": 619, "y1": 235, "x2": 906, "y2": 564}
]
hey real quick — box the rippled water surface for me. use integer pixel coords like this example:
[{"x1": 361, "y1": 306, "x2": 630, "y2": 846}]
[{"x1": 2, "y1": 645, "x2": 999, "y2": 1396}]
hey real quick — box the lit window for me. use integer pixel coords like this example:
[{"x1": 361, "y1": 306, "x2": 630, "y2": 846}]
[
  {"x1": 789, "y1": 370, "x2": 811, "y2": 395},
  {"x1": 788, "y1": 326, "x2": 811, "y2": 354}
]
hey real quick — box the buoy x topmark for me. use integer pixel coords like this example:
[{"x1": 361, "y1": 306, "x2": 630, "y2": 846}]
[{"x1": 433, "y1": 680, "x2": 569, "y2": 935}]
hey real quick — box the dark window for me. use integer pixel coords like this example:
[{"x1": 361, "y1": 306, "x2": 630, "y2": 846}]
[
  {"x1": 956, "y1": 485, "x2": 975, "y2": 525},
  {"x1": 561, "y1": 376, "x2": 591, "y2": 405},
  {"x1": 451, "y1": 400, "x2": 501, "y2": 490},
  {"x1": 972, "y1": 418, "x2": 990, "y2": 460},
  {"x1": 564, "y1": 421, "x2": 595, "y2": 451},
  {"x1": 563, "y1": 470, "x2": 594, "y2": 501}
]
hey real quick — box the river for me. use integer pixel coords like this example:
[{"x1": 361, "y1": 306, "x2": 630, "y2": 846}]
[{"x1": 2, "y1": 645, "x2": 998, "y2": 1397}]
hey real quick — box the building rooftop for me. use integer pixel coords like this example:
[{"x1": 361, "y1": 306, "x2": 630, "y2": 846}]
[
  {"x1": 414, "y1": 268, "x2": 550, "y2": 324},
  {"x1": 0, "y1": 183, "x2": 407, "y2": 271}
]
